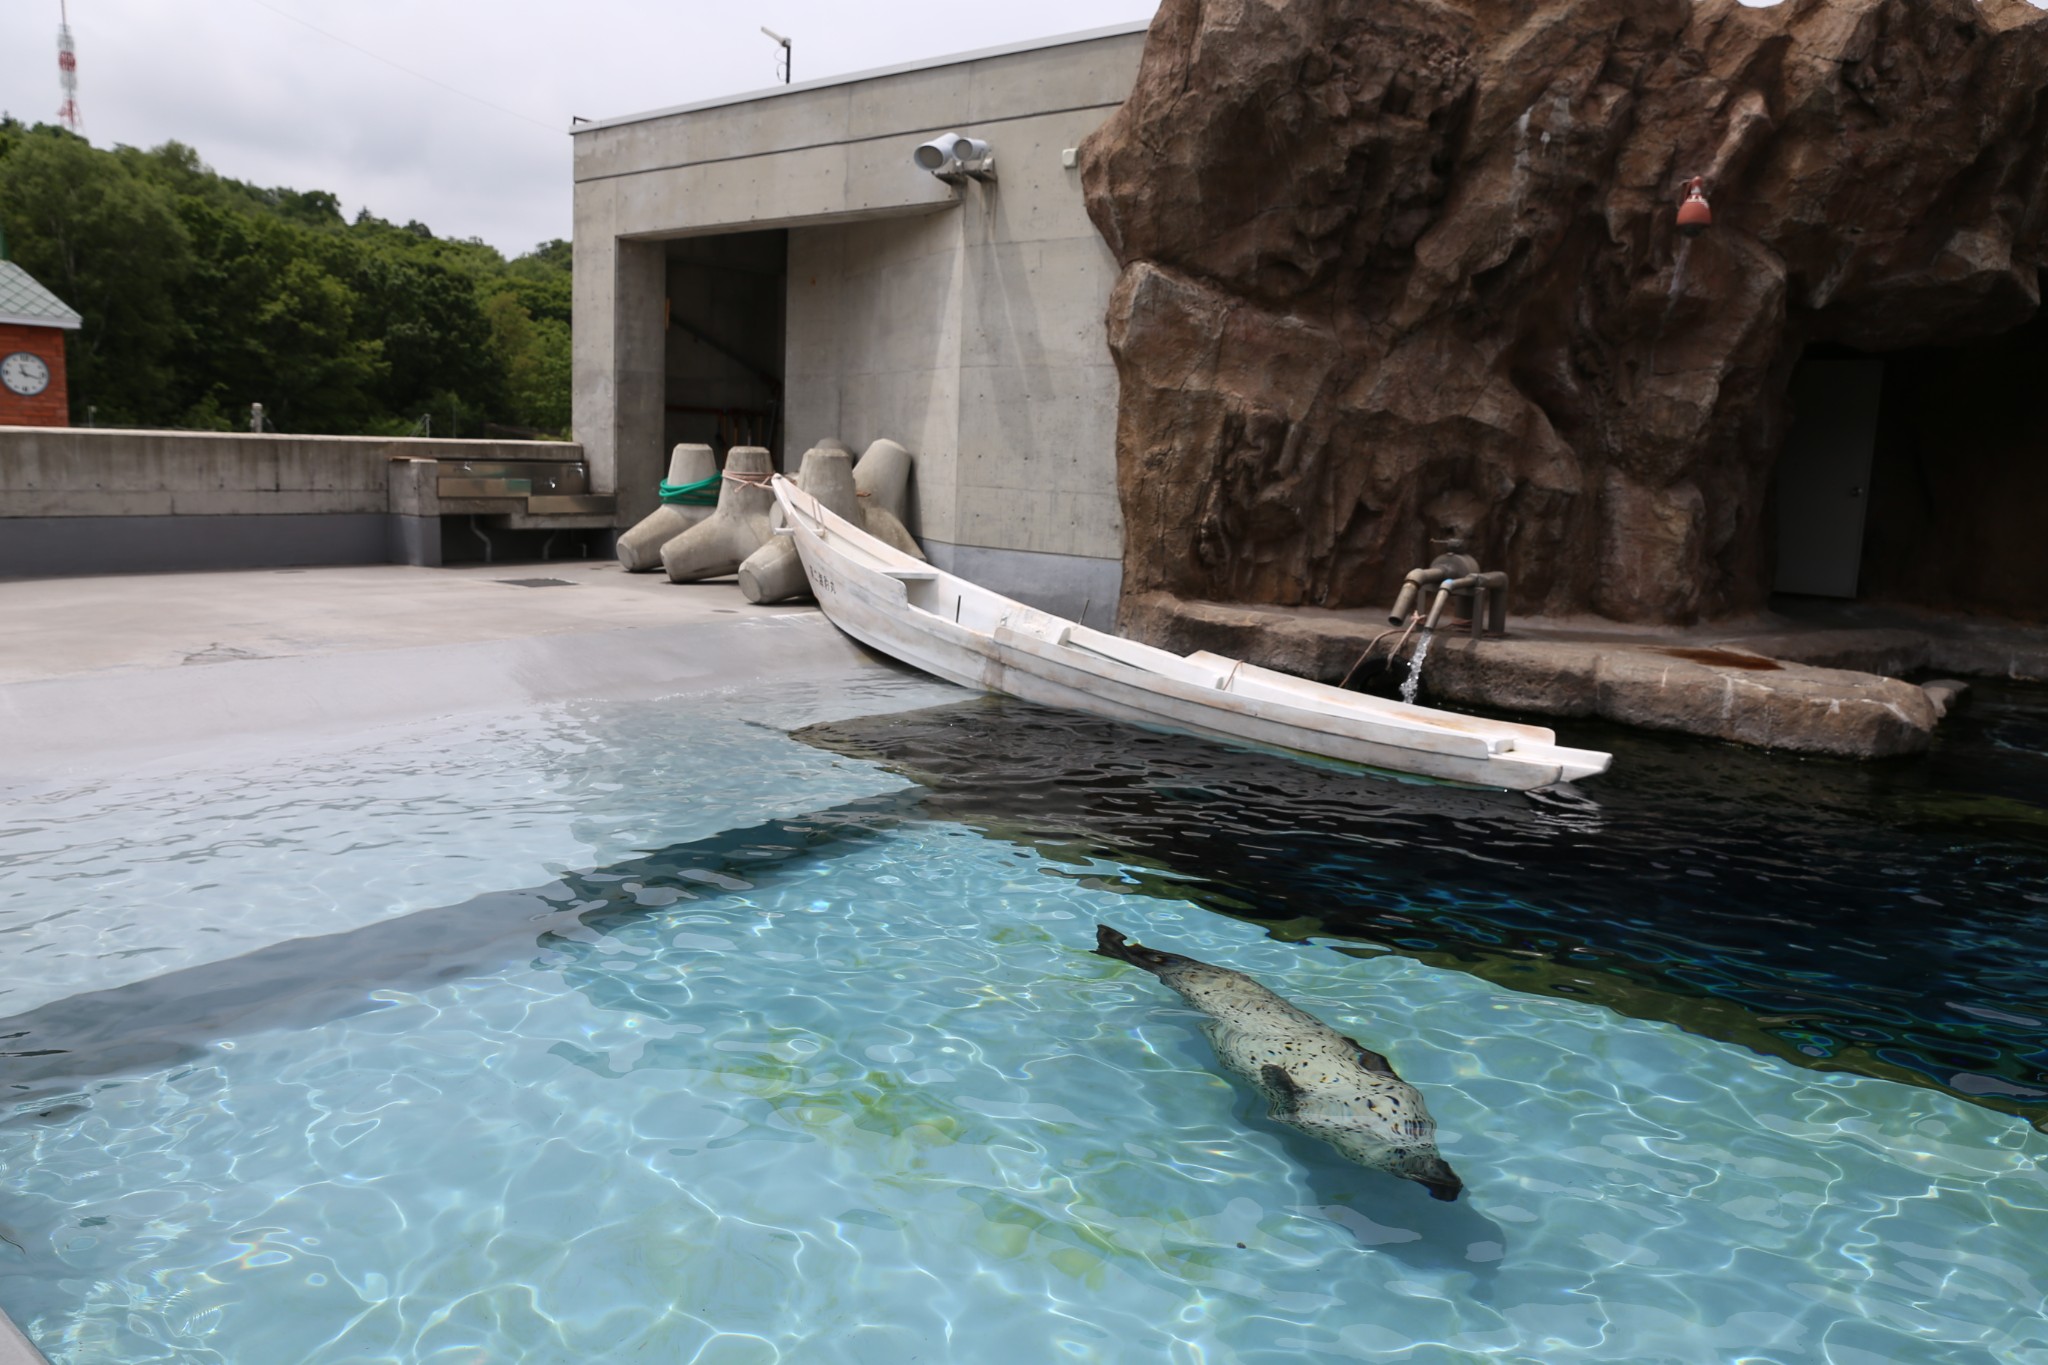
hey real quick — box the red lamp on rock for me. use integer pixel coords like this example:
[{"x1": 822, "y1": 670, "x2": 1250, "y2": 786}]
[{"x1": 1677, "y1": 176, "x2": 1713, "y2": 236}]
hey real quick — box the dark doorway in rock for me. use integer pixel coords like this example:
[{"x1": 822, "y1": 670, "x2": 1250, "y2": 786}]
[
  {"x1": 1772, "y1": 354, "x2": 1884, "y2": 599},
  {"x1": 1773, "y1": 299, "x2": 2048, "y2": 621},
  {"x1": 663, "y1": 230, "x2": 787, "y2": 469}
]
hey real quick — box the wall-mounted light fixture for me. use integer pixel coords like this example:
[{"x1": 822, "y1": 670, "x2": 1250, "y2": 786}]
[
  {"x1": 913, "y1": 133, "x2": 995, "y2": 184},
  {"x1": 1677, "y1": 176, "x2": 1713, "y2": 236}
]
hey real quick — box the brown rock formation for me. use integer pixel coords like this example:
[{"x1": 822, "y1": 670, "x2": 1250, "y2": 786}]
[{"x1": 1082, "y1": 0, "x2": 2048, "y2": 623}]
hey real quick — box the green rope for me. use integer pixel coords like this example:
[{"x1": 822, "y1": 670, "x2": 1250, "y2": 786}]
[{"x1": 658, "y1": 473, "x2": 722, "y2": 506}]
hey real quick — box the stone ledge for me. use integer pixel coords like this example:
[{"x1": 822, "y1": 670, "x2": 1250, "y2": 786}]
[
  {"x1": 1118, "y1": 592, "x2": 2043, "y2": 760},
  {"x1": 1419, "y1": 636, "x2": 1938, "y2": 758}
]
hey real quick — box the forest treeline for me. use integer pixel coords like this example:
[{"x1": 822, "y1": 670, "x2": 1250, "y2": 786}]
[{"x1": 0, "y1": 120, "x2": 570, "y2": 436}]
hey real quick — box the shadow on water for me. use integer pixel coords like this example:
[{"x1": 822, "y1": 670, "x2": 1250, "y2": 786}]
[
  {"x1": 795, "y1": 684, "x2": 2048, "y2": 1131},
  {"x1": 0, "y1": 792, "x2": 922, "y2": 1106},
  {"x1": 1219, "y1": 1075, "x2": 1510, "y2": 1284}
]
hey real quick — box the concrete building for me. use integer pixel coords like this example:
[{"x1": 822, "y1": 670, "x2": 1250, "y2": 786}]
[{"x1": 570, "y1": 22, "x2": 1148, "y2": 623}]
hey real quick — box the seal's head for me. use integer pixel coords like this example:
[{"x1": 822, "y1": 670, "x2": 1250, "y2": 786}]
[
  {"x1": 1296, "y1": 1119, "x2": 1465, "y2": 1202},
  {"x1": 1391, "y1": 1148, "x2": 1464, "y2": 1202}
]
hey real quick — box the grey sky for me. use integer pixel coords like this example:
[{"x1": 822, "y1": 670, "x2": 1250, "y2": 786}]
[{"x1": 0, "y1": 1, "x2": 1159, "y2": 258}]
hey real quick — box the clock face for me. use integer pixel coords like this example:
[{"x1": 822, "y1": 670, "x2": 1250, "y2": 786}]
[{"x1": 1, "y1": 351, "x2": 51, "y2": 398}]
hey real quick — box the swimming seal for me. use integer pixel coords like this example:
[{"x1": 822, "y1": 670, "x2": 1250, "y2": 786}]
[{"x1": 1094, "y1": 924, "x2": 1463, "y2": 1201}]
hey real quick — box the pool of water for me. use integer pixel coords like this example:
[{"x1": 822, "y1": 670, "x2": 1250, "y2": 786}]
[
  {"x1": 3, "y1": 680, "x2": 2046, "y2": 1363},
  {"x1": 804, "y1": 682, "x2": 2048, "y2": 1129}
]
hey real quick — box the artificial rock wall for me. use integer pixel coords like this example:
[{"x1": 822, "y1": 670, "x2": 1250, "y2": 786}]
[{"x1": 1081, "y1": 0, "x2": 2048, "y2": 622}]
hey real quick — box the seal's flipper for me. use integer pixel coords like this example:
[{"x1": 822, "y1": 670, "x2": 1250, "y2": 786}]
[
  {"x1": 1340, "y1": 1036, "x2": 1396, "y2": 1077},
  {"x1": 1092, "y1": 925, "x2": 1189, "y2": 974},
  {"x1": 1259, "y1": 1064, "x2": 1304, "y2": 1120},
  {"x1": 1093, "y1": 924, "x2": 1138, "y2": 962}
]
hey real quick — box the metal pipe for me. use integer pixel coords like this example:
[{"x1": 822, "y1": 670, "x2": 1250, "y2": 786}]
[
  {"x1": 1479, "y1": 571, "x2": 1510, "y2": 634},
  {"x1": 1423, "y1": 579, "x2": 1463, "y2": 630},
  {"x1": 1429, "y1": 574, "x2": 1487, "y2": 631},
  {"x1": 1389, "y1": 566, "x2": 1450, "y2": 624}
]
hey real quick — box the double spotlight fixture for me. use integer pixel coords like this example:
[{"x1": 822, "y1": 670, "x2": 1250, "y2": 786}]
[{"x1": 912, "y1": 132, "x2": 995, "y2": 184}]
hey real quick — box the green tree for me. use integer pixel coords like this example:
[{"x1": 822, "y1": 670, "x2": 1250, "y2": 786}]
[
  {"x1": 0, "y1": 127, "x2": 573, "y2": 435},
  {"x1": 345, "y1": 246, "x2": 505, "y2": 424},
  {"x1": 484, "y1": 290, "x2": 571, "y2": 434},
  {"x1": 170, "y1": 197, "x2": 384, "y2": 430},
  {"x1": 0, "y1": 127, "x2": 192, "y2": 423}
]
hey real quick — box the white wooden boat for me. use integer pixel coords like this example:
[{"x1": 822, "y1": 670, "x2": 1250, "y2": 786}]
[{"x1": 772, "y1": 476, "x2": 1610, "y2": 790}]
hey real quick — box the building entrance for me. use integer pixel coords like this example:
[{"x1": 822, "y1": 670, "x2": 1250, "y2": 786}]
[{"x1": 662, "y1": 231, "x2": 788, "y2": 468}]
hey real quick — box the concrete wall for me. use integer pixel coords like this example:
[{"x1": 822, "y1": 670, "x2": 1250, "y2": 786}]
[
  {"x1": 0, "y1": 427, "x2": 585, "y2": 578},
  {"x1": 783, "y1": 103, "x2": 1127, "y2": 581},
  {"x1": 573, "y1": 24, "x2": 1145, "y2": 617},
  {"x1": 785, "y1": 212, "x2": 966, "y2": 540}
]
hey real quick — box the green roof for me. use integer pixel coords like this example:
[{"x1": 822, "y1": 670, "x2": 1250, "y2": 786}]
[{"x1": 0, "y1": 260, "x2": 83, "y2": 330}]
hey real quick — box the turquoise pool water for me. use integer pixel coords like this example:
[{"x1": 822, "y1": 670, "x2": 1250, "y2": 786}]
[{"x1": 3, "y1": 689, "x2": 2045, "y2": 1363}]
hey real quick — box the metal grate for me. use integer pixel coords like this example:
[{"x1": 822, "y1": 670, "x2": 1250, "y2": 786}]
[{"x1": 495, "y1": 577, "x2": 576, "y2": 588}]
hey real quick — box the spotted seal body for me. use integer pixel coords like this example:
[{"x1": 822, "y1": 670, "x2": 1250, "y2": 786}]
[{"x1": 1094, "y1": 924, "x2": 1462, "y2": 1201}]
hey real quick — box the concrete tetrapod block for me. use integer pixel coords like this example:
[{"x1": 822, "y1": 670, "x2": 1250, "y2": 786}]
[
  {"x1": 739, "y1": 447, "x2": 859, "y2": 604},
  {"x1": 661, "y1": 446, "x2": 776, "y2": 583},
  {"x1": 852, "y1": 439, "x2": 912, "y2": 527},
  {"x1": 851, "y1": 438, "x2": 922, "y2": 558},
  {"x1": 861, "y1": 506, "x2": 923, "y2": 557},
  {"x1": 617, "y1": 444, "x2": 718, "y2": 571},
  {"x1": 738, "y1": 444, "x2": 929, "y2": 604},
  {"x1": 764, "y1": 439, "x2": 849, "y2": 537}
]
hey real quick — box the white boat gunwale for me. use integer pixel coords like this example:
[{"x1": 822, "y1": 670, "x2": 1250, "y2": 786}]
[{"x1": 772, "y1": 475, "x2": 1610, "y2": 790}]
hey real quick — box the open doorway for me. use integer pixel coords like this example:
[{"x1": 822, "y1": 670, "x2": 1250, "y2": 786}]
[
  {"x1": 663, "y1": 230, "x2": 787, "y2": 468},
  {"x1": 1773, "y1": 297, "x2": 2048, "y2": 620},
  {"x1": 1772, "y1": 352, "x2": 1884, "y2": 599}
]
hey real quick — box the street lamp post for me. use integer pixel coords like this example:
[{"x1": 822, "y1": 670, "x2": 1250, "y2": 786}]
[{"x1": 760, "y1": 27, "x2": 791, "y2": 84}]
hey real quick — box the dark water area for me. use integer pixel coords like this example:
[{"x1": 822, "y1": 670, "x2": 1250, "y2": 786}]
[{"x1": 798, "y1": 681, "x2": 2048, "y2": 1130}]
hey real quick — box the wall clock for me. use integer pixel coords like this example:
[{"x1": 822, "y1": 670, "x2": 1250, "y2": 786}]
[{"x1": 1, "y1": 352, "x2": 51, "y2": 398}]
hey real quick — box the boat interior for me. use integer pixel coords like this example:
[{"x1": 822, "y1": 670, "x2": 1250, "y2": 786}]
[{"x1": 784, "y1": 479, "x2": 1572, "y2": 753}]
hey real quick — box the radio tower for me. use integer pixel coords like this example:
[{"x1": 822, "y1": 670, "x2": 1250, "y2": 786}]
[{"x1": 57, "y1": 1, "x2": 82, "y2": 131}]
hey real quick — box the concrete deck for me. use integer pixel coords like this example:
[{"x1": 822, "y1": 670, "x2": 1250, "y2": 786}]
[
  {"x1": 0, "y1": 560, "x2": 773, "y2": 686},
  {"x1": 0, "y1": 561, "x2": 949, "y2": 785},
  {"x1": 1125, "y1": 592, "x2": 2048, "y2": 759},
  {"x1": 0, "y1": 1311, "x2": 47, "y2": 1365}
]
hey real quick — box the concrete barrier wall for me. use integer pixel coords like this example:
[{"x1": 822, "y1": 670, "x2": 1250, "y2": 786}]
[{"x1": 0, "y1": 427, "x2": 585, "y2": 578}]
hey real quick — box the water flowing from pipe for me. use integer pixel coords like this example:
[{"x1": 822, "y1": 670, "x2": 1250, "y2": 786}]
[
  {"x1": 1646, "y1": 237, "x2": 1695, "y2": 377},
  {"x1": 1400, "y1": 630, "x2": 1433, "y2": 705},
  {"x1": 1666, "y1": 236, "x2": 1693, "y2": 307}
]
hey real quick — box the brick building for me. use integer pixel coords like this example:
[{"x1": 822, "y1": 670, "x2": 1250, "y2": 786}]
[{"x1": 0, "y1": 260, "x2": 82, "y2": 427}]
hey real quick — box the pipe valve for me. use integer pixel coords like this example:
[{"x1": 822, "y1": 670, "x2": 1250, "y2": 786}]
[{"x1": 1388, "y1": 536, "x2": 1510, "y2": 638}]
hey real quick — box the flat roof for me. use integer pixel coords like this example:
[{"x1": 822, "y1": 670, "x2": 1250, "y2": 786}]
[{"x1": 568, "y1": 20, "x2": 1152, "y2": 136}]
